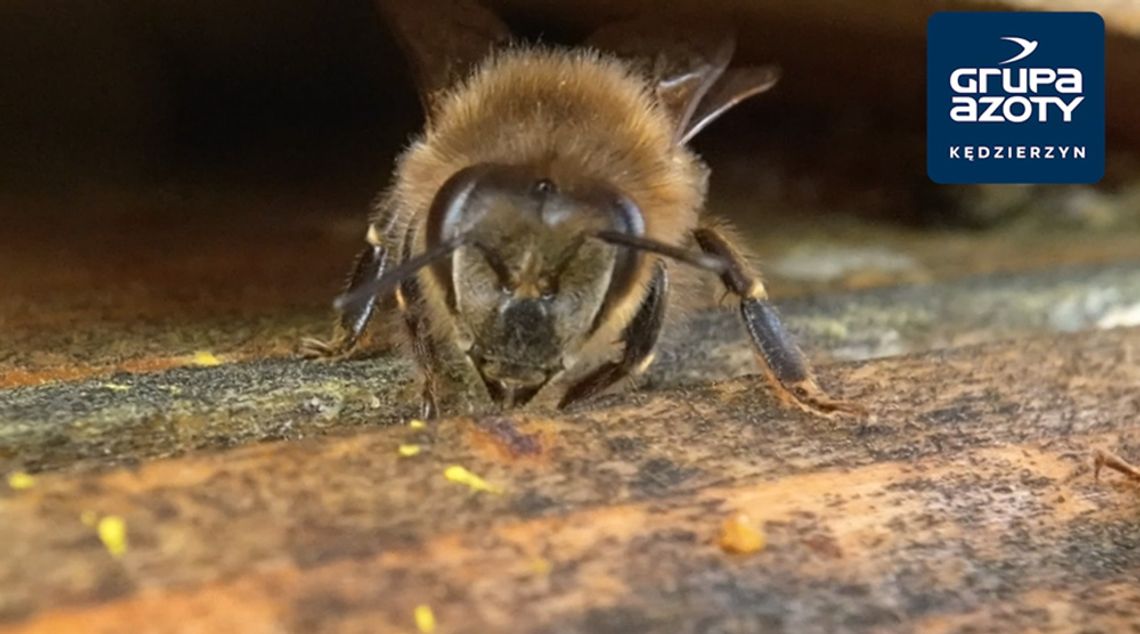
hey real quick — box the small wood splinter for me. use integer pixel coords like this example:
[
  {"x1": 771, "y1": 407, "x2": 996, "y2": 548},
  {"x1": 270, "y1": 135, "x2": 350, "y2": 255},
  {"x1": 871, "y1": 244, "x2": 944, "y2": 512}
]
[{"x1": 1093, "y1": 449, "x2": 1140, "y2": 484}]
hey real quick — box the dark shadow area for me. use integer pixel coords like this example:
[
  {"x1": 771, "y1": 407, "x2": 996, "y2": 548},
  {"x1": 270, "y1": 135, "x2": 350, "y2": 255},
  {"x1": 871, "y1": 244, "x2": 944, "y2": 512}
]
[{"x1": 1, "y1": 0, "x2": 1136, "y2": 226}]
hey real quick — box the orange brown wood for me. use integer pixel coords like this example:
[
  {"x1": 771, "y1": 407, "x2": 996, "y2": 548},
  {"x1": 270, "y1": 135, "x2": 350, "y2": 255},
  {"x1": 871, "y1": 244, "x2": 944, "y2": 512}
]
[{"x1": 2, "y1": 328, "x2": 1138, "y2": 632}]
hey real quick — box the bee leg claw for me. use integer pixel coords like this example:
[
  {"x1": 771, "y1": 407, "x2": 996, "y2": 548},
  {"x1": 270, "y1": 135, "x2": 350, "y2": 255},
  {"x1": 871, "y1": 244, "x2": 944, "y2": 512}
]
[
  {"x1": 298, "y1": 328, "x2": 360, "y2": 360},
  {"x1": 1094, "y1": 449, "x2": 1140, "y2": 483},
  {"x1": 781, "y1": 378, "x2": 868, "y2": 418},
  {"x1": 299, "y1": 336, "x2": 349, "y2": 359}
]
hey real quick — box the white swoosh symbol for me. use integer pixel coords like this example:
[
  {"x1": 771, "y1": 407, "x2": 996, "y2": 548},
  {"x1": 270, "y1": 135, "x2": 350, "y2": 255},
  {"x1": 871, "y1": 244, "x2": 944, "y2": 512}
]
[{"x1": 999, "y1": 36, "x2": 1038, "y2": 64}]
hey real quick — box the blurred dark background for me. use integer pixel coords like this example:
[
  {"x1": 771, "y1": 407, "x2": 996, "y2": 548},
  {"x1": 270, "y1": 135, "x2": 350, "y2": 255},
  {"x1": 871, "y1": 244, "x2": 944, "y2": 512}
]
[
  {"x1": 0, "y1": 0, "x2": 411, "y2": 192},
  {"x1": 1, "y1": 0, "x2": 1137, "y2": 218},
  {"x1": 0, "y1": 3, "x2": 1115, "y2": 182}
]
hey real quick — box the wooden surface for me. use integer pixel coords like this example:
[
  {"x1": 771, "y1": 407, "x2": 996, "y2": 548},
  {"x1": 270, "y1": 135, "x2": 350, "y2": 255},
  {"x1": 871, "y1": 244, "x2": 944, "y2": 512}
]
[
  {"x1": 1, "y1": 186, "x2": 1139, "y2": 631},
  {"x1": 1, "y1": 328, "x2": 1139, "y2": 632}
]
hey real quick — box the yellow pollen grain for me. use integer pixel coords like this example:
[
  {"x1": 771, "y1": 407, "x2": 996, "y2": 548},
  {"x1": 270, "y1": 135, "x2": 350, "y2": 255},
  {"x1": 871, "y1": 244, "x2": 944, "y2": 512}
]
[
  {"x1": 414, "y1": 604, "x2": 436, "y2": 633},
  {"x1": 529, "y1": 557, "x2": 552, "y2": 575},
  {"x1": 408, "y1": 419, "x2": 427, "y2": 429},
  {"x1": 398, "y1": 444, "x2": 423, "y2": 457},
  {"x1": 444, "y1": 465, "x2": 502, "y2": 494},
  {"x1": 7, "y1": 472, "x2": 35, "y2": 490},
  {"x1": 191, "y1": 351, "x2": 222, "y2": 367},
  {"x1": 97, "y1": 516, "x2": 128, "y2": 558},
  {"x1": 718, "y1": 513, "x2": 766, "y2": 555}
]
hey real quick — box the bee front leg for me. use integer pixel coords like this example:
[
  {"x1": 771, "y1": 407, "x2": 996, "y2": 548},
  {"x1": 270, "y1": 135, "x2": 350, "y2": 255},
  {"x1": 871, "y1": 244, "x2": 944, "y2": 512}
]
[
  {"x1": 396, "y1": 276, "x2": 443, "y2": 419},
  {"x1": 693, "y1": 226, "x2": 865, "y2": 417},
  {"x1": 559, "y1": 261, "x2": 668, "y2": 409},
  {"x1": 301, "y1": 242, "x2": 390, "y2": 358}
]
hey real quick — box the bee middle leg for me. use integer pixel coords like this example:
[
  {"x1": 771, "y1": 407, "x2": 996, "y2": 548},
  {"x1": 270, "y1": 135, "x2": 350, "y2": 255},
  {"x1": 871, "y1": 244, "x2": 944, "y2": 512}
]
[
  {"x1": 559, "y1": 261, "x2": 668, "y2": 409},
  {"x1": 693, "y1": 225, "x2": 864, "y2": 417}
]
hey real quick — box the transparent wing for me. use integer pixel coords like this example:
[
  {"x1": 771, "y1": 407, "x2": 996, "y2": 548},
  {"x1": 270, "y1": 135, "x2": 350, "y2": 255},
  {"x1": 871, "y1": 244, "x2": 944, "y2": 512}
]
[
  {"x1": 585, "y1": 18, "x2": 779, "y2": 144},
  {"x1": 375, "y1": 0, "x2": 512, "y2": 109},
  {"x1": 681, "y1": 65, "x2": 780, "y2": 144}
]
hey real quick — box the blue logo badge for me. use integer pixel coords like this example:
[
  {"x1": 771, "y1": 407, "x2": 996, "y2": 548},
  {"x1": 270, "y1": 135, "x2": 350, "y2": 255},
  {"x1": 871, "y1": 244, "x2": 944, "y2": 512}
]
[{"x1": 927, "y1": 12, "x2": 1105, "y2": 184}]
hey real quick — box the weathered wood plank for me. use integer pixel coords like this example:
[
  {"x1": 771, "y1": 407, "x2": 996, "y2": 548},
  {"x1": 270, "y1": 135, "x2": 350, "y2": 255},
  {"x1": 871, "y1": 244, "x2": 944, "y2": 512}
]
[
  {"x1": 4, "y1": 262, "x2": 1139, "y2": 474},
  {"x1": 1, "y1": 328, "x2": 1138, "y2": 632}
]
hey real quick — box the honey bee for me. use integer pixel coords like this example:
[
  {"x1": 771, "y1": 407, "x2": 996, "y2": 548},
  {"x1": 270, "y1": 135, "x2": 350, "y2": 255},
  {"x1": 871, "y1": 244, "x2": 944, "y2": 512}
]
[{"x1": 303, "y1": 0, "x2": 862, "y2": 419}]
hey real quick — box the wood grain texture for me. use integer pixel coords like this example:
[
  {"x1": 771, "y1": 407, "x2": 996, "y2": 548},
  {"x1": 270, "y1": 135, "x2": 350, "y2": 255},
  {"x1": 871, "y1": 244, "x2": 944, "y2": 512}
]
[{"x1": 2, "y1": 327, "x2": 1138, "y2": 632}]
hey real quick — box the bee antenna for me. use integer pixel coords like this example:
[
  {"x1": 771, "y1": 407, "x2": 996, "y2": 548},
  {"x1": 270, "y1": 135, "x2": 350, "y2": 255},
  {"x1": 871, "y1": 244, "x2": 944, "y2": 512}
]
[
  {"x1": 333, "y1": 235, "x2": 468, "y2": 311},
  {"x1": 594, "y1": 231, "x2": 727, "y2": 273}
]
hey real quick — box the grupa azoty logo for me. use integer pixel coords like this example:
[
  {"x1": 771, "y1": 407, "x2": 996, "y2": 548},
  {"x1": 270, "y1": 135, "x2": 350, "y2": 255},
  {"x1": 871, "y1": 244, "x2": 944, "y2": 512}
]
[
  {"x1": 949, "y1": 37, "x2": 1084, "y2": 124},
  {"x1": 926, "y1": 12, "x2": 1104, "y2": 184}
]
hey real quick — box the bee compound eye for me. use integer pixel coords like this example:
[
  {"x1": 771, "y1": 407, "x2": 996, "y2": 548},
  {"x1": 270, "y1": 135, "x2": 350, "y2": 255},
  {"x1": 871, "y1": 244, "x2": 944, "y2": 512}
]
[{"x1": 533, "y1": 178, "x2": 557, "y2": 196}]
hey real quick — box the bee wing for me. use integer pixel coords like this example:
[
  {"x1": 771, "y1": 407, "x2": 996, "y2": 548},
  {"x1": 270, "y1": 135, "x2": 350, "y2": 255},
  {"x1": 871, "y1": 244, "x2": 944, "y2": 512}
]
[
  {"x1": 375, "y1": 0, "x2": 511, "y2": 109},
  {"x1": 680, "y1": 65, "x2": 781, "y2": 144},
  {"x1": 586, "y1": 19, "x2": 779, "y2": 144}
]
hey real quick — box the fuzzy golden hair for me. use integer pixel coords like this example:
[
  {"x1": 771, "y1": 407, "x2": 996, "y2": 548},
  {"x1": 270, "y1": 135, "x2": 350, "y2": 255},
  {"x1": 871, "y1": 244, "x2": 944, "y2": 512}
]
[
  {"x1": 392, "y1": 47, "x2": 706, "y2": 242},
  {"x1": 380, "y1": 46, "x2": 710, "y2": 364}
]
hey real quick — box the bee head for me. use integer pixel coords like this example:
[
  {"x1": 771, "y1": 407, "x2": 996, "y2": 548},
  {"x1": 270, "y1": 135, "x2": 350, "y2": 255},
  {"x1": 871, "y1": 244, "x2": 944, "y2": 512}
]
[
  {"x1": 424, "y1": 164, "x2": 645, "y2": 405},
  {"x1": 334, "y1": 163, "x2": 724, "y2": 407}
]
